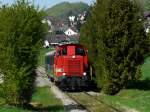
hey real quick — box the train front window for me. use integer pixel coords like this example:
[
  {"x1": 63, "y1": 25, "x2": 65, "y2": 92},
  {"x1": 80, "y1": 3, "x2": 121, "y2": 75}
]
[
  {"x1": 62, "y1": 48, "x2": 67, "y2": 55},
  {"x1": 56, "y1": 50, "x2": 61, "y2": 56},
  {"x1": 75, "y1": 47, "x2": 85, "y2": 56}
]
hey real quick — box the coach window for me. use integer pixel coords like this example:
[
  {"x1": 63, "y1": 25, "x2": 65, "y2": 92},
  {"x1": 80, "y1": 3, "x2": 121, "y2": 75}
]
[
  {"x1": 75, "y1": 47, "x2": 85, "y2": 56},
  {"x1": 62, "y1": 47, "x2": 67, "y2": 55}
]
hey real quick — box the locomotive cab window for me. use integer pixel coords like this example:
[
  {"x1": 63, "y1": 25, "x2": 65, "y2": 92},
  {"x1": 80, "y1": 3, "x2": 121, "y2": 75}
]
[
  {"x1": 56, "y1": 50, "x2": 61, "y2": 56},
  {"x1": 75, "y1": 47, "x2": 85, "y2": 56},
  {"x1": 62, "y1": 47, "x2": 67, "y2": 55}
]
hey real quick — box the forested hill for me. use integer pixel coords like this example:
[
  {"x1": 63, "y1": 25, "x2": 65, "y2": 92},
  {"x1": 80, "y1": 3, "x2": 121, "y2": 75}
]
[{"x1": 46, "y1": 2, "x2": 90, "y2": 20}]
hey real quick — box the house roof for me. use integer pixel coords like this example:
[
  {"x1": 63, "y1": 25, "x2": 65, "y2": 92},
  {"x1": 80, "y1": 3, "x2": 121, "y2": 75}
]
[
  {"x1": 64, "y1": 28, "x2": 78, "y2": 36},
  {"x1": 69, "y1": 27, "x2": 78, "y2": 32}
]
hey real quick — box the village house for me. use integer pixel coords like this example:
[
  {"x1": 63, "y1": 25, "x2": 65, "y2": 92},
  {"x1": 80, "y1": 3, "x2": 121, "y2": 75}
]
[{"x1": 64, "y1": 28, "x2": 78, "y2": 36}]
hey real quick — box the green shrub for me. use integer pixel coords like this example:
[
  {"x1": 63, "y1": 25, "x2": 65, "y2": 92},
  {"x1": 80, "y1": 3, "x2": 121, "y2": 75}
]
[{"x1": 0, "y1": 0, "x2": 47, "y2": 104}]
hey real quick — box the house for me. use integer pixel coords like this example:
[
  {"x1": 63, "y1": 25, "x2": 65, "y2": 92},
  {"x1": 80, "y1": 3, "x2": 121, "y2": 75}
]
[
  {"x1": 54, "y1": 20, "x2": 69, "y2": 33},
  {"x1": 68, "y1": 35, "x2": 79, "y2": 43},
  {"x1": 69, "y1": 16, "x2": 75, "y2": 22},
  {"x1": 43, "y1": 40, "x2": 50, "y2": 48},
  {"x1": 45, "y1": 33, "x2": 69, "y2": 44},
  {"x1": 69, "y1": 16, "x2": 76, "y2": 26},
  {"x1": 64, "y1": 28, "x2": 78, "y2": 36}
]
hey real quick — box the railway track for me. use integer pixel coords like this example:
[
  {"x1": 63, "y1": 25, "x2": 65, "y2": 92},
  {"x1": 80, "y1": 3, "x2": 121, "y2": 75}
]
[
  {"x1": 84, "y1": 92, "x2": 122, "y2": 112},
  {"x1": 37, "y1": 66, "x2": 122, "y2": 112},
  {"x1": 66, "y1": 92, "x2": 122, "y2": 112},
  {"x1": 36, "y1": 66, "x2": 88, "y2": 112}
]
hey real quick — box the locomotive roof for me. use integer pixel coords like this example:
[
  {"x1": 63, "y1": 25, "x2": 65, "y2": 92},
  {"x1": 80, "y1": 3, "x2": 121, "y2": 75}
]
[{"x1": 57, "y1": 43, "x2": 87, "y2": 49}]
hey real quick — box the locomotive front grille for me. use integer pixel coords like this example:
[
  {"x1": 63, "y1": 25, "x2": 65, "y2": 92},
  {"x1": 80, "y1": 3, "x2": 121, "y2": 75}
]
[{"x1": 67, "y1": 60, "x2": 81, "y2": 75}]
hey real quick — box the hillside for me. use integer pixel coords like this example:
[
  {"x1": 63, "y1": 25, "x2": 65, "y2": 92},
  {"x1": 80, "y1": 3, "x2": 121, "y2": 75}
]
[{"x1": 46, "y1": 2, "x2": 90, "y2": 20}]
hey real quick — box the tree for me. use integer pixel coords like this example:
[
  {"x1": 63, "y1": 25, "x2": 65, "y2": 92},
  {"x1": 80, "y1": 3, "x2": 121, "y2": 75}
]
[
  {"x1": 0, "y1": 0, "x2": 47, "y2": 104},
  {"x1": 143, "y1": 0, "x2": 150, "y2": 11},
  {"x1": 80, "y1": 0, "x2": 149, "y2": 94}
]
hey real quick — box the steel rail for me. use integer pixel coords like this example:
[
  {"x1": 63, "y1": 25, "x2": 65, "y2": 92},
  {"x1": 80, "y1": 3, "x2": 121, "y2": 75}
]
[
  {"x1": 37, "y1": 66, "x2": 122, "y2": 112},
  {"x1": 84, "y1": 92, "x2": 122, "y2": 112}
]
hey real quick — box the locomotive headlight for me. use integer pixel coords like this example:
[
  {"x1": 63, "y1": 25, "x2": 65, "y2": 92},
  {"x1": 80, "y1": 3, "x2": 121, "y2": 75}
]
[
  {"x1": 83, "y1": 72, "x2": 86, "y2": 76},
  {"x1": 72, "y1": 55, "x2": 75, "y2": 58},
  {"x1": 62, "y1": 73, "x2": 66, "y2": 76}
]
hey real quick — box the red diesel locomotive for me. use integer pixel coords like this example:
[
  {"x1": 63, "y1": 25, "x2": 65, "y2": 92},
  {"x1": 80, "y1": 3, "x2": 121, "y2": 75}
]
[{"x1": 47, "y1": 43, "x2": 93, "y2": 89}]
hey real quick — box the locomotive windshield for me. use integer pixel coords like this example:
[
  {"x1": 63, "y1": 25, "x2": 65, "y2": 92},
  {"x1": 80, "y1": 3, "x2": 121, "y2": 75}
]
[
  {"x1": 62, "y1": 47, "x2": 67, "y2": 55},
  {"x1": 75, "y1": 47, "x2": 85, "y2": 56}
]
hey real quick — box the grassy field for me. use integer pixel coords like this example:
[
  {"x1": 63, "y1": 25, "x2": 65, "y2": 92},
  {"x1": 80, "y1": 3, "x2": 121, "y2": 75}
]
[
  {"x1": 0, "y1": 97, "x2": 27, "y2": 112},
  {"x1": 30, "y1": 86, "x2": 64, "y2": 112},
  {"x1": 0, "y1": 87, "x2": 64, "y2": 112},
  {"x1": 141, "y1": 57, "x2": 150, "y2": 80},
  {"x1": 100, "y1": 57, "x2": 150, "y2": 112},
  {"x1": 0, "y1": 107, "x2": 31, "y2": 112}
]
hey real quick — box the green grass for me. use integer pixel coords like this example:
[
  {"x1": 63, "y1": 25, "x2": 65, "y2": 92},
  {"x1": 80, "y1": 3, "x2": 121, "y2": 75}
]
[
  {"x1": 0, "y1": 87, "x2": 64, "y2": 112},
  {"x1": 99, "y1": 90, "x2": 150, "y2": 112},
  {"x1": 99, "y1": 57, "x2": 150, "y2": 112},
  {"x1": 31, "y1": 86, "x2": 64, "y2": 112},
  {"x1": 0, "y1": 97, "x2": 5, "y2": 106},
  {"x1": 0, "y1": 107, "x2": 31, "y2": 112},
  {"x1": 141, "y1": 57, "x2": 150, "y2": 80}
]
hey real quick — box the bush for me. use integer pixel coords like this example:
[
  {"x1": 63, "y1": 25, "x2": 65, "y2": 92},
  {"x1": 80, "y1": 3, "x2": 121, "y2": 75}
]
[{"x1": 0, "y1": 0, "x2": 47, "y2": 104}]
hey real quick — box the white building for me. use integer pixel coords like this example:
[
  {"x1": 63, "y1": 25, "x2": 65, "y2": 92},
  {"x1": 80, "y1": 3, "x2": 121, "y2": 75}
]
[
  {"x1": 69, "y1": 16, "x2": 75, "y2": 22},
  {"x1": 44, "y1": 40, "x2": 50, "y2": 48},
  {"x1": 64, "y1": 28, "x2": 78, "y2": 36}
]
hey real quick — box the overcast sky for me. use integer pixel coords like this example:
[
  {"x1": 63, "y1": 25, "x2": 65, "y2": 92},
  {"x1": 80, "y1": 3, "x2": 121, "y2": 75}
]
[{"x1": 1, "y1": 0, "x2": 96, "y2": 9}]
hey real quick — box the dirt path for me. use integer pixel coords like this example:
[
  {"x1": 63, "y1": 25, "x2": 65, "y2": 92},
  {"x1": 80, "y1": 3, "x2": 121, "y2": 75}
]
[
  {"x1": 35, "y1": 66, "x2": 50, "y2": 87},
  {"x1": 35, "y1": 66, "x2": 88, "y2": 112}
]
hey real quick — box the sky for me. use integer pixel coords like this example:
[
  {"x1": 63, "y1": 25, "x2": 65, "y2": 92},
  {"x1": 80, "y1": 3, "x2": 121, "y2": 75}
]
[{"x1": 1, "y1": 0, "x2": 96, "y2": 9}]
